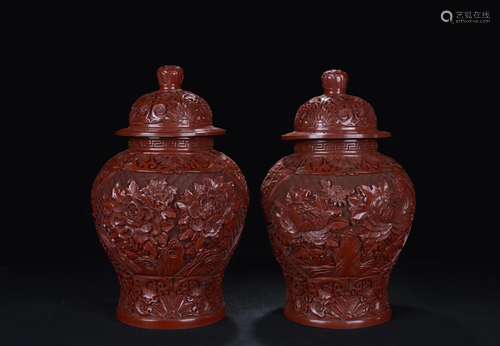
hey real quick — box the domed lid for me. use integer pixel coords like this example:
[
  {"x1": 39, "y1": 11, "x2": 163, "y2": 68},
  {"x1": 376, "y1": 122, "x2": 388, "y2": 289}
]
[
  {"x1": 282, "y1": 70, "x2": 390, "y2": 140},
  {"x1": 116, "y1": 66, "x2": 225, "y2": 137}
]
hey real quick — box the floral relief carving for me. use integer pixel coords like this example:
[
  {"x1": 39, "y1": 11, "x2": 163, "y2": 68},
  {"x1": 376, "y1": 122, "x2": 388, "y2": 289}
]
[
  {"x1": 130, "y1": 91, "x2": 213, "y2": 128},
  {"x1": 261, "y1": 151, "x2": 402, "y2": 215},
  {"x1": 282, "y1": 152, "x2": 400, "y2": 175},
  {"x1": 268, "y1": 177, "x2": 414, "y2": 321},
  {"x1": 294, "y1": 95, "x2": 376, "y2": 132},
  {"x1": 262, "y1": 70, "x2": 415, "y2": 328},
  {"x1": 93, "y1": 175, "x2": 246, "y2": 319},
  {"x1": 98, "y1": 179, "x2": 178, "y2": 274},
  {"x1": 118, "y1": 274, "x2": 224, "y2": 320},
  {"x1": 96, "y1": 176, "x2": 243, "y2": 275},
  {"x1": 286, "y1": 274, "x2": 390, "y2": 321},
  {"x1": 177, "y1": 177, "x2": 235, "y2": 239}
]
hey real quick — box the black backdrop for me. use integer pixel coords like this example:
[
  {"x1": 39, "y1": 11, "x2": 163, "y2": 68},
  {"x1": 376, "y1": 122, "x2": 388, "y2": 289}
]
[{"x1": 3, "y1": 4, "x2": 499, "y2": 345}]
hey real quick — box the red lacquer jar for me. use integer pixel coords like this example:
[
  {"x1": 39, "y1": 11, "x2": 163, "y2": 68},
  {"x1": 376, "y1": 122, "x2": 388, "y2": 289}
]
[
  {"x1": 91, "y1": 66, "x2": 248, "y2": 329},
  {"x1": 261, "y1": 70, "x2": 415, "y2": 329}
]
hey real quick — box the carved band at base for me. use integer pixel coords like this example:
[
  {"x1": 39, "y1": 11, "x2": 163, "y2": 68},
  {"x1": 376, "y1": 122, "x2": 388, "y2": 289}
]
[
  {"x1": 117, "y1": 273, "x2": 224, "y2": 325},
  {"x1": 284, "y1": 305, "x2": 391, "y2": 329},
  {"x1": 117, "y1": 306, "x2": 225, "y2": 330},
  {"x1": 284, "y1": 274, "x2": 390, "y2": 328}
]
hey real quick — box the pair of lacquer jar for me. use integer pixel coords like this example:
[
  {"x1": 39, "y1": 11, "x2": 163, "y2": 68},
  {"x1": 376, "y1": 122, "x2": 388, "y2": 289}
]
[{"x1": 91, "y1": 66, "x2": 415, "y2": 330}]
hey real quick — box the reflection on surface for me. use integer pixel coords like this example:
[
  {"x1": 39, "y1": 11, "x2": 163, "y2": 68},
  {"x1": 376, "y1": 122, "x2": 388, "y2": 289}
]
[{"x1": 254, "y1": 305, "x2": 476, "y2": 346}]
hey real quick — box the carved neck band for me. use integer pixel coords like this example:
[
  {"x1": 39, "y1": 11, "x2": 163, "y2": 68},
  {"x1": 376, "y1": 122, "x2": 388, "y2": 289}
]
[
  {"x1": 128, "y1": 137, "x2": 214, "y2": 152},
  {"x1": 294, "y1": 139, "x2": 378, "y2": 154}
]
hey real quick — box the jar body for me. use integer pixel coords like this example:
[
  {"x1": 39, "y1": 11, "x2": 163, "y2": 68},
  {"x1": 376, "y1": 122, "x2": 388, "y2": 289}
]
[
  {"x1": 91, "y1": 138, "x2": 248, "y2": 329},
  {"x1": 261, "y1": 140, "x2": 415, "y2": 329}
]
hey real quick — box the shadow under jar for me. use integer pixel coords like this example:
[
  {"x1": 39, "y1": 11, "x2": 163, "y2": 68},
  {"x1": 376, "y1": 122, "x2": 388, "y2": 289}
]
[
  {"x1": 91, "y1": 66, "x2": 248, "y2": 329},
  {"x1": 261, "y1": 70, "x2": 415, "y2": 329}
]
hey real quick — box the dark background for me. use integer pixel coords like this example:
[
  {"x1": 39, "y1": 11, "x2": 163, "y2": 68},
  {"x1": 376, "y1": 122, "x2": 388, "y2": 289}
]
[{"x1": 3, "y1": 4, "x2": 499, "y2": 345}]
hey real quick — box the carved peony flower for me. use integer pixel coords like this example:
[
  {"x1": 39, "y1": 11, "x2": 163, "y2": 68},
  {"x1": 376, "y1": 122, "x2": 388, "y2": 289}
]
[
  {"x1": 176, "y1": 177, "x2": 235, "y2": 239},
  {"x1": 141, "y1": 179, "x2": 177, "y2": 210},
  {"x1": 109, "y1": 181, "x2": 177, "y2": 225},
  {"x1": 101, "y1": 179, "x2": 179, "y2": 272},
  {"x1": 280, "y1": 187, "x2": 332, "y2": 233},
  {"x1": 347, "y1": 181, "x2": 394, "y2": 241},
  {"x1": 320, "y1": 179, "x2": 350, "y2": 207},
  {"x1": 348, "y1": 181, "x2": 393, "y2": 223}
]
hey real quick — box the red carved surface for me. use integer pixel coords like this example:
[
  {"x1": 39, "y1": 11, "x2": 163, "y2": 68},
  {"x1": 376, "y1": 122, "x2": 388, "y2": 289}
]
[
  {"x1": 116, "y1": 66, "x2": 224, "y2": 137},
  {"x1": 282, "y1": 70, "x2": 390, "y2": 140},
  {"x1": 91, "y1": 67, "x2": 248, "y2": 329},
  {"x1": 262, "y1": 70, "x2": 415, "y2": 329}
]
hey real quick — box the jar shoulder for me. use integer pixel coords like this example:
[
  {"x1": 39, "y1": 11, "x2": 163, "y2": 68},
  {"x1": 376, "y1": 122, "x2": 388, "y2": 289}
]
[
  {"x1": 92, "y1": 149, "x2": 248, "y2": 198},
  {"x1": 262, "y1": 151, "x2": 414, "y2": 206}
]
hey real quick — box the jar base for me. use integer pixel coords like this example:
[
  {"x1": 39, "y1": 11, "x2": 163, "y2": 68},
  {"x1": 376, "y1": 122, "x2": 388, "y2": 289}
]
[
  {"x1": 284, "y1": 305, "x2": 391, "y2": 329},
  {"x1": 116, "y1": 308, "x2": 225, "y2": 330}
]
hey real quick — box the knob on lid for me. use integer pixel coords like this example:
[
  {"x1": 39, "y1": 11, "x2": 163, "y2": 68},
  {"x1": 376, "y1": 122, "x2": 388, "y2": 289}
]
[
  {"x1": 282, "y1": 69, "x2": 390, "y2": 140},
  {"x1": 116, "y1": 66, "x2": 225, "y2": 137},
  {"x1": 157, "y1": 65, "x2": 184, "y2": 90}
]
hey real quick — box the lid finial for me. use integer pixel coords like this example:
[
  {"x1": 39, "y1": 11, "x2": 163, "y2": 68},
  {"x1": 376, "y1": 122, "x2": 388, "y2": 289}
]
[
  {"x1": 322, "y1": 69, "x2": 349, "y2": 95},
  {"x1": 157, "y1": 65, "x2": 184, "y2": 90}
]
